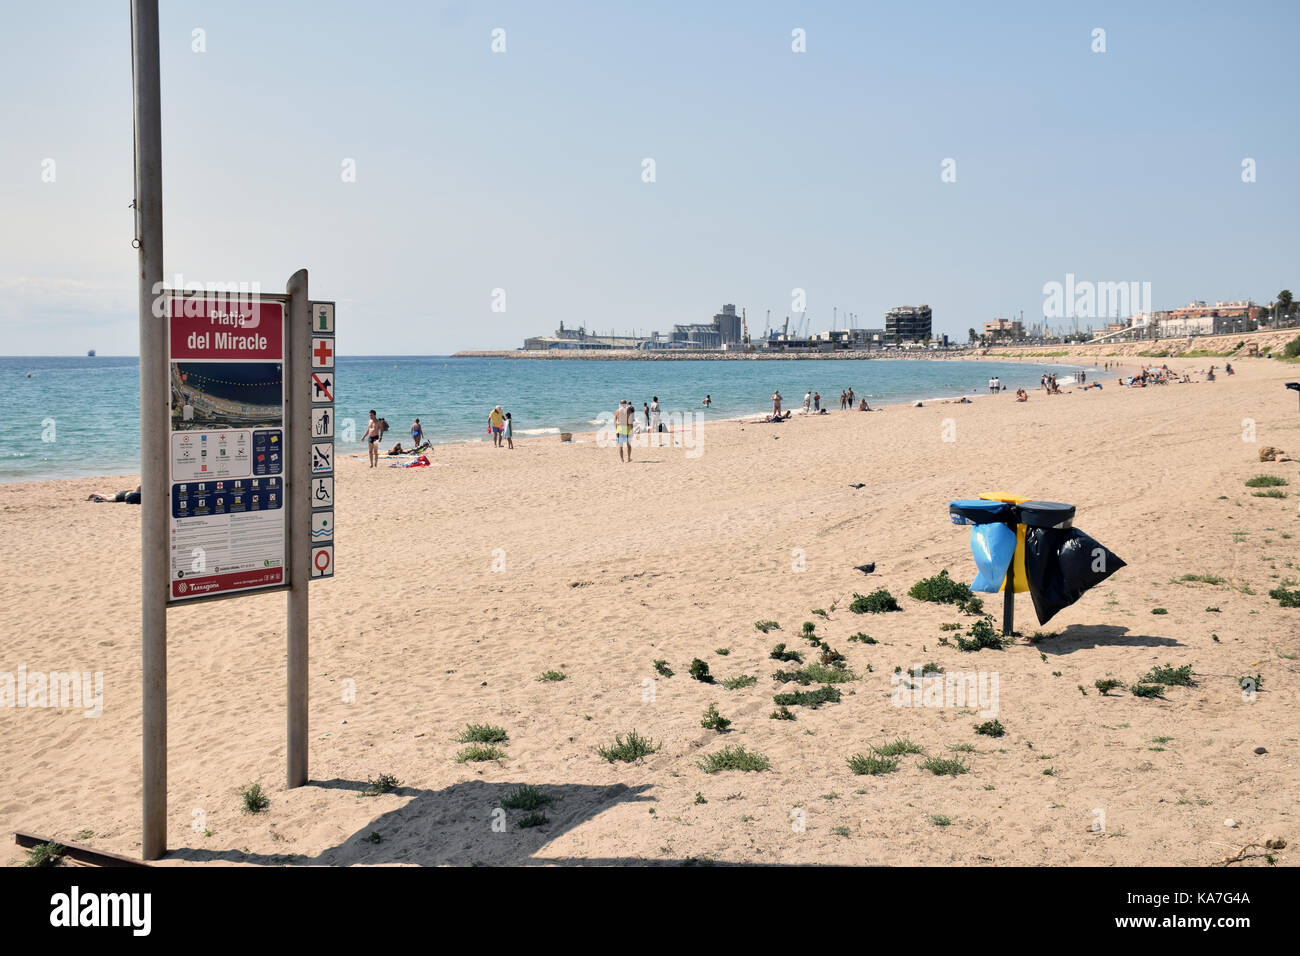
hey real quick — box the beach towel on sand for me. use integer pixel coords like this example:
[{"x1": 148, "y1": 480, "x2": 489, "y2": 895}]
[{"x1": 390, "y1": 454, "x2": 430, "y2": 468}]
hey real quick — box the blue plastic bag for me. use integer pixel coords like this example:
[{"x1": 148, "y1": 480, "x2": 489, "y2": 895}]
[{"x1": 969, "y1": 523, "x2": 1016, "y2": 593}]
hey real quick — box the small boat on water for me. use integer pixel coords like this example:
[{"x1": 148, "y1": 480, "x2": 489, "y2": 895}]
[{"x1": 87, "y1": 349, "x2": 96, "y2": 357}]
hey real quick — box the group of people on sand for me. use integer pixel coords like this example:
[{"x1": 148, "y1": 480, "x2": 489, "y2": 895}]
[
  {"x1": 364, "y1": 411, "x2": 436, "y2": 464},
  {"x1": 763, "y1": 387, "x2": 869, "y2": 423},
  {"x1": 612, "y1": 397, "x2": 668, "y2": 461},
  {"x1": 487, "y1": 406, "x2": 514, "y2": 449}
]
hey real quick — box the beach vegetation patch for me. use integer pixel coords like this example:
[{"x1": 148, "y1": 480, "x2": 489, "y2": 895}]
[
  {"x1": 720, "y1": 674, "x2": 757, "y2": 690},
  {"x1": 850, "y1": 589, "x2": 902, "y2": 614},
  {"x1": 909, "y1": 569, "x2": 977, "y2": 609},
  {"x1": 974, "y1": 719, "x2": 1005, "y2": 737},
  {"x1": 537, "y1": 670, "x2": 567, "y2": 682},
  {"x1": 920, "y1": 755, "x2": 970, "y2": 776},
  {"x1": 1095, "y1": 678, "x2": 1124, "y2": 696},
  {"x1": 754, "y1": 620, "x2": 781, "y2": 633},
  {"x1": 500, "y1": 785, "x2": 554, "y2": 811},
  {"x1": 689, "y1": 658, "x2": 715, "y2": 683},
  {"x1": 597, "y1": 730, "x2": 660, "y2": 763},
  {"x1": 847, "y1": 752, "x2": 899, "y2": 775},
  {"x1": 1151, "y1": 607, "x2": 1168, "y2": 615},
  {"x1": 955, "y1": 616, "x2": 1007, "y2": 652},
  {"x1": 1253, "y1": 489, "x2": 1288, "y2": 498},
  {"x1": 773, "y1": 686, "x2": 842, "y2": 709},
  {"x1": 929, "y1": 814, "x2": 952, "y2": 827},
  {"x1": 770, "y1": 643, "x2": 803, "y2": 663},
  {"x1": 848, "y1": 632, "x2": 878, "y2": 643},
  {"x1": 770, "y1": 706, "x2": 796, "y2": 720},
  {"x1": 517, "y1": 812, "x2": 548, "y2": 829},
  {"x1": 1140, "y1": 664, "x2": 1196, "y2": 687},
  {"x1": 456, "y1": 744, "x2": 507, "y2": 763},
  {"x1": 653, "y1": 659, "x2": 674, "y2": 677},
  {"x1": 1269, "y1": 586, "x2": 1300, "y2": 607},
  {"x1": 874, "y1": 737, "x2": 924, "y2": 757},
  {"x1": 240, "y1": 783, "x2": 270, "y2": 814},
  {"x1": 715, "y1": 648, "x2": 730, "y2": 656},
  {"x1": 456, "y1": 723, "x2": 508, "y2": 744},
  {"x1": 1130, "y1": 684, "x2": 1165, "y2": 699},
  {"x1": 361, "y1": 773, "x2": 401, "y2": 796},
  {"x1": 811, "y1": 608, "x2": 829, "y2": 619},
  {"x1": 701, "y1": 703, "x2": 732, "y2": 732},
  {"x1": 1245, "y1": 474, "x2": 1288, "y2": 487},
  {"x1": 1178, "y1": 573, "x2": 1226, "y2": 585},
  {"x1": 23, "y1": 842, "x2": 65, "y2": 867},
  {"x1": 698, "y1": 745, "x2": 770, "y2": 773}
]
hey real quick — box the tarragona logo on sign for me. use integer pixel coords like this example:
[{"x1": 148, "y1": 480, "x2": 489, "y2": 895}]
[{"x1": 169, "y1": 298, "x2": 284, "y2": 360}]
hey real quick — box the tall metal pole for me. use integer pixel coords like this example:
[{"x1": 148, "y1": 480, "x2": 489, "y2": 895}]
[
  {"x1": 286, "y1": 269, "x2": 310, "y2": 788},
  {"x1": 132, "y1": 0, "x2": 167, "y2": 861}
]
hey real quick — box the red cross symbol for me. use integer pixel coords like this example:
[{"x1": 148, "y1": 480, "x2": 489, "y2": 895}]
[{"x1": 312, "y1": 339, "x2": 334, "y2": 366}]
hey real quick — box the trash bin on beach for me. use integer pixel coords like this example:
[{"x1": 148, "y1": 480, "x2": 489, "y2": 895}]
[{"x1": 949, "y1": 496, "x2": 1124, "y2": 632}]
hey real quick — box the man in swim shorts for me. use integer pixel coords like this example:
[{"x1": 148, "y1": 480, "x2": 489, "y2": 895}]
[
  {"x1": 363, "y1": 410, "x2": 382, "y2": 467},
  {"x1": 616, "y1": 399, "x2": 633, "y2": 462},
  {"x1": 488, "y1": 405, "x2": 505, "y2": 447}
]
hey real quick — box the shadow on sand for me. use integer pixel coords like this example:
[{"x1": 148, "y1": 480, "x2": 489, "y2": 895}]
[
  {"x1": 166, "y1": 778, "x2": 668, "y2": 867},
  {"x1": 1035, "y1": 623, "x2": 1184, "y2": 655}
]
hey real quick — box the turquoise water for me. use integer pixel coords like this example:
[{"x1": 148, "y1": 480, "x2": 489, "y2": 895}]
[{"x1": 0, "y1": 355, "x2": 1088, "y2": 483}]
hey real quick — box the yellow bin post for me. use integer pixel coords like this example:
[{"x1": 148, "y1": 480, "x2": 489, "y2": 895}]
[{"x1": 979, "y1": 492, "x2": 1029, "y2": 637}]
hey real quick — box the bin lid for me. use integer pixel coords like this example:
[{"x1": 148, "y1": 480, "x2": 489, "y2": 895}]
[
  {"x1": 1017, "y1": 500, "x2": 1076, "y2": 528},
  {"x1": 949, "y1": 499, "x2": 1016, "y2": 524},
  {"x1": 979, "y1": 491, "x2": 1030, "y2": 504}
]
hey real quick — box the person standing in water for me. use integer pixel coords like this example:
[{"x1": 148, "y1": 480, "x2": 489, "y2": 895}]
[{"x1": 650, "y1": 396, "x2": 661, "y2": 446}]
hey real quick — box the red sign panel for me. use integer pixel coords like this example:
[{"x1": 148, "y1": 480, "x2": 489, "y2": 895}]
[
  {"x1": 169, "y1": 297, "x2": 284, "y2": 360},
  {"x1": 172, "y1": 566, "x2": 284, "y2": 599}
]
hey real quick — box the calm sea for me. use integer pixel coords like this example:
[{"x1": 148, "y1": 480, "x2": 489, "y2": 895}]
[{"x1": 0, "y1": 354, "x2": 1089, "y2": 483}]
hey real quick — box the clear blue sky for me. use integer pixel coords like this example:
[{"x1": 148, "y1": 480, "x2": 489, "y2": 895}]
[{"x1": 2, "y1": 0, "x2": 1297, "y2": 354}]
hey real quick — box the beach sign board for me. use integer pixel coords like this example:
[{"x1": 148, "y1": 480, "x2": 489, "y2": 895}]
[
  {"x1": 308, "y1": 301, "x2": 335, "y2": 580},
  {"x1": 165, "y1": 293, "x2": 287, "y2": 602}
]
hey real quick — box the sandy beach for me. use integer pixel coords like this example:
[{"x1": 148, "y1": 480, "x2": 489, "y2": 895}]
[{"x1": 2, "y1": 355, "x2": 1297, "y2": 867}]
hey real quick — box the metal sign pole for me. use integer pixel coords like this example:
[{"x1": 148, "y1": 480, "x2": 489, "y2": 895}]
[
  {"x1": 132, "y1": 0, "x2": 167, "y2": 861},
  {"x1": 286, "y1": 270, "x2": 309, "y2": 787}
]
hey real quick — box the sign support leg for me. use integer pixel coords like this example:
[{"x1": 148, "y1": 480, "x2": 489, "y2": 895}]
[
  {"x1": 132, "y1": 0, "x2": 167, "y2": 862},
  {"x1": 286, "y1": 269, "x2": 310, "y2": 788},
  {"x1": 1002, "y1": 527, "x2": 1016, "y2": 638}
]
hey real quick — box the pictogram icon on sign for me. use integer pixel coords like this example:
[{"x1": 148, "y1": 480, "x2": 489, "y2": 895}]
[
  {"x1": 313, "y1": 303, "x2": 335, "y2": 334},
  {"x1": 311, "y1": 337, "x2": 334, "y2": 369},
  {"x1": 312, "y1": 406, "x2": 333, "y2": 438},
  {"x1": 311, "y1": 442, "x2": 333, "y2": 474},
  {"x1": 312, "y1": 477, "x2": 334, "y2": 507},
  {"x1": 311, "y1": 545, "x2": 334, "y2": 578},
  {"x1": 311, "y1": 372, "x2": 333, "y2": 403}
]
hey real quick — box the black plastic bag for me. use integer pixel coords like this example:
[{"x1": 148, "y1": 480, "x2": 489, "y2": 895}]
[{"x1": 1023, "y1": 527, "x2": 1126, "y2": 625}]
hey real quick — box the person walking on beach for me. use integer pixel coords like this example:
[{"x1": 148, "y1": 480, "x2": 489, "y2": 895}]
[
  {"x1": 411, "y1": 418, "x2": 424, "y2": 449},
  {"x1": 772, "y1": 390, "x2": 783, "y2": 416},
  {"x1": 847, "y1": 387, "x2": 854, "y2": 407},
  {"x1": 650, "y1": 396, "x2": 662, "y2": 446},
  {"x1": 363, "y1": 410, "x2": 382, "y2": 467},
  {"x1": 615, "y1": 399, "x2": 634, "y2": 462},
  {"x1": 488, "y1": 405, "x2": 505, "y2": 447},
  {"x1": 813, "y1": 391, "x2": 820, "y2": 412},
  {"x1": 643, "y1": 402, "x2": 650, "y2": 432},
  {"x1": 840, "y1": 389, "x2": 847, "y2": 410},
  {"x1": 803, "y1": 391, "x2": 812, "y2": 415},
  {"x1": 503, "y1": 412, "x2": 514, "y2": 449}
]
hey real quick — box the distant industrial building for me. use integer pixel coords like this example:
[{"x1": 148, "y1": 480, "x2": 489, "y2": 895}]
[
  {"x1": 885, "y1": 305, "x2": 932, "y2": 343},
  {"x1": 712, "y1": 304, "x2": 743, "y2": 345},
  {"x1": 984, "y1": 317, "x2": 1025, "y2": 341},
  {"x1": 523, "y1": 322, "x2": 649, "y2": 351}
]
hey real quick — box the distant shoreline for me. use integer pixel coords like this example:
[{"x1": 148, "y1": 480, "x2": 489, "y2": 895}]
[{"x1": 454, "y1": 326, "x2": 1294, "y2": 361}]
